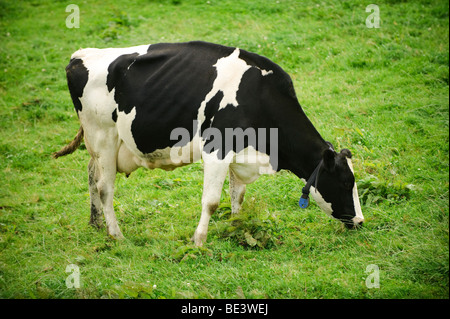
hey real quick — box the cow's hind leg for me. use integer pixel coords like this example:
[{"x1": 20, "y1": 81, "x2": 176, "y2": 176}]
[
  {"x1": 96, "y1": 153, "x2": 123, "y2": 239},
  {"x1": 88, "y1": 158, "x2": 103, "y2": 228},
  {"x1": 229, "y1": 168, "x2": 246, "y2": 215},
  {"x1": 84, "y1": 128, "x2": 124, "y2": 240},
  {"x1": 193, "y1": 156, "x2": 229, "y2": 246}
]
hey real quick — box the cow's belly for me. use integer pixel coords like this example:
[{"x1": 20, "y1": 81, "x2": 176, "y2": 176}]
[{"x1": 116, "y1": 139, "x2": 202, "y2": 173}]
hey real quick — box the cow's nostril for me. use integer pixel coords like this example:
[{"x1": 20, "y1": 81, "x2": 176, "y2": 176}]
[
  {"x1": 354, "y1": 221, "x2": 363, "y2": 229},
  {"x1": 352, "y1": 216, "x2": 364, "y2": 228},
  {"x1": 344, "y1": 219, "x2": 363, "y2": 229},
  {"x1": 344, "y1": 221, "x2": 354, "y2": 229}
]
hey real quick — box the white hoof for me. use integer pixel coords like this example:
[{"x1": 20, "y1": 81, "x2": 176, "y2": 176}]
[{"x1": 192, "y1": 230, "x2": 207, "y2": 247}]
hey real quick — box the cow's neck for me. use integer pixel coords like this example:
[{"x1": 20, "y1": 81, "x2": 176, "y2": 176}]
[
  {"x1": 281, "y1": 138, "x2": 329, "y2": 181},
  {"x1": 275, "y1": 104, "x2": 330, "y2": 181}
]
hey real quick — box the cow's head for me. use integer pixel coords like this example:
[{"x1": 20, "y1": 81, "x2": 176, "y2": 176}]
[{"x1": 308, "y1": 148, "x2": 364, "y2": 228}]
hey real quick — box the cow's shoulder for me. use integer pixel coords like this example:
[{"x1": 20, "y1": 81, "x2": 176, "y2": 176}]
[{"x1": 237, "y1": 48, "x2": 298, "y2": 100}]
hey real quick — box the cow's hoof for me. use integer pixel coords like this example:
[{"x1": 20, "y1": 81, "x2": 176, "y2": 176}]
[
  {"x1": 108, "y1": 230, "x2": 125, "y2": 240},
  {"x1": 89, "y1": 219, "x2": 104, "y2": 229},
  {"x1": 192, "y1": 231, "x2": 207, "y2": 247},
  {"x1": 108, "y1": 234, "x2": 125, "y2": 241}
]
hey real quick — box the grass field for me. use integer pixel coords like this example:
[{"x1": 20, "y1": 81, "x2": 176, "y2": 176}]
[{"x1": 0, "y1": 0, "x2": 448, "y2": 299}]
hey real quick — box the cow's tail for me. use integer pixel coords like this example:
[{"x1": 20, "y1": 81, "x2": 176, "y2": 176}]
[{"x1": 52, "y1": 126, "x2": 84, "y2": 159}]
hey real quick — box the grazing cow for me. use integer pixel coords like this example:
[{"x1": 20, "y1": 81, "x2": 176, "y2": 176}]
[{"x1": 54, "y1": 41, "x2": 364, "y2": 246}]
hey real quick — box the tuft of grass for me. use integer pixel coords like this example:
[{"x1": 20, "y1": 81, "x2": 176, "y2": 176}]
[
  {"x1": 215, "y1": 200, "x2": 283, "y2": 249},
  {"x1": 358, "y1": 175, "x2": 413, "y2": 205}
]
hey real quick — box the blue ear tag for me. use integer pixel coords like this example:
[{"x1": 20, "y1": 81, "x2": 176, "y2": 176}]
[{"x1": 299, "y1": 196, "x2": 309, "y2": 209}]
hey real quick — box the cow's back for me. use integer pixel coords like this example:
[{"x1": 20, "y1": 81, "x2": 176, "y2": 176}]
[{"x1": 68, "y1": 41, "x2": 299, "y2": 168}]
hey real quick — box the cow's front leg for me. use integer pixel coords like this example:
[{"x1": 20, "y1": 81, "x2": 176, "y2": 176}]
[
  {"x1": 193, "y1": 157, "x2": 229, "y2": 246},
  {"x1": 88, "y1": 158, "x2": 103, "y2": 228},
  {"x1": 229, "y1": 168, "x2": 246, "y2": 215}
]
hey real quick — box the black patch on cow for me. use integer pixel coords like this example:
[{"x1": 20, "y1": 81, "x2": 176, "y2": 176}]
[
  {"x1": 200, "y1": 90, "x2": 223, "y2": 134},
  {"x1": 106, "y1": 53, "x2": 140, "y2": 94},
  {"x1": 112, "y1": 109, "x2": 118, "y2": 122},
  {"x1": 66, "y1": 58, "x2": 89, "y2": 113},
  {"x1": 106, "y1": 42, "x2": 234, "y2": 154}
]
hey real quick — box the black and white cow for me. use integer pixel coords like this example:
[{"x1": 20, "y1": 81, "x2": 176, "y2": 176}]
[{"x1": 54, "y1": 41, "x2": 364, "y2": 246}]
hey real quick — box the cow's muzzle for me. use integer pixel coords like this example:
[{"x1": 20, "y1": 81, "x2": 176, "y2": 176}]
[{"x1": 343, "y1": 216, "x2": 364, "y2": 229}]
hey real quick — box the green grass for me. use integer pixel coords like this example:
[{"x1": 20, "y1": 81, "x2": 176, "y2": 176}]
[{"x1": 0, "y1": 0, "x2": 448, "y2": 299}]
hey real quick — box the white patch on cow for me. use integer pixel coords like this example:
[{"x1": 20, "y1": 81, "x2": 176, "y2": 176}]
[
  {"x1": 203, "y1": 149, "x2": 234, "y2": 165},
  {"x1": 346, "y1": 158, "x2": 364, "y2": 224},
  {"x1": 211, "y1": 48, "x2": 251, "y2": 111},
  {"x1": 116, "y1": 107, "x2": 141, "y2": 154},
  {"x1": 201, "y1": 48, "x2": 273, "y2": 112},
  {"x1": 230, "y1": 146, "x2": 277, "y2": 184},
  {"x1": 310, "y1": 186, "x2": 334, "y2": 217},
  {"x1": 195, "y1": 48, "x2": 274, "y2": 119},
  {"x1": 71, "y1": 44, "x2": 149, "y2": 61},
  {"x1": 255, "y1": 67, "x2": 273, "y2": 76},
  {"x1": 117, "y1": 141, "x2": 139, "y2": 174}
]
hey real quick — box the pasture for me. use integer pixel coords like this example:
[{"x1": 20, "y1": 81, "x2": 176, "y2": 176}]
[{"x1": 0, "y1": 0, "x2": 448, "y2": 299}]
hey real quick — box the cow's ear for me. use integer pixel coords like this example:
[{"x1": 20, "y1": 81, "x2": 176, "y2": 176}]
[
  {"x1": 340, "y1": 148, "x2": 352, "y2": 159},
  {"x1": 323, "y1": 149, "x2": 336, "y2": 172}
]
